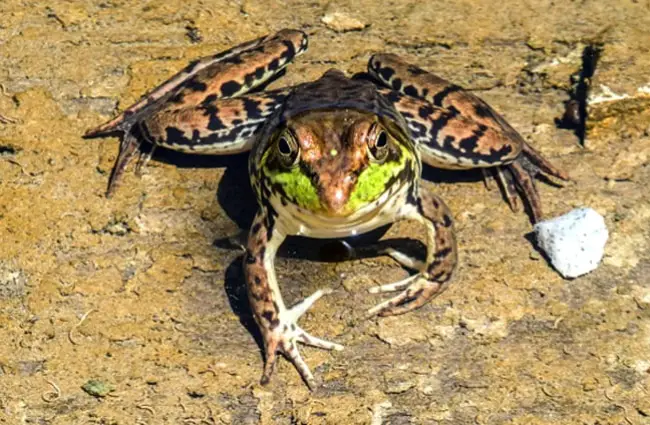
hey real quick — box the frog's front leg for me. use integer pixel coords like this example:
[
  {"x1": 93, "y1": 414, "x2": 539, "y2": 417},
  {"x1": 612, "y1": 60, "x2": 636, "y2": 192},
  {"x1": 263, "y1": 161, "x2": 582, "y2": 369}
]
[
  {"x1": 244, "y1": 210, "x2": 343, "y2": 389},
  {"x1": 368, "y1": 189, "x2": 458, "y2": 317}
]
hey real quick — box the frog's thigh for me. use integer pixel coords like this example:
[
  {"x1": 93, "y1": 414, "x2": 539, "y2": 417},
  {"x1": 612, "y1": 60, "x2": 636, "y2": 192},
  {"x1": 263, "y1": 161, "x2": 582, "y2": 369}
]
[
  {"x1": 382, "y1": 90, "x2": 522, "y2": 170},
  {"x1": 142, "y1": 90, "x2": 289, "y2": 155},
  {"x1": 415, "y1": 109, "x2": 522, "y2": 170},
  {"x1": 85, "y1": 29, "x2": 306, "y2": 137}
]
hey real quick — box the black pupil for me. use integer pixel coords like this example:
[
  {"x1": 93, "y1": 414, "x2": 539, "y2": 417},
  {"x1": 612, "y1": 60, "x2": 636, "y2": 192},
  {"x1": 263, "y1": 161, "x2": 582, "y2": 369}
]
[
  {"x1": 376, "y1": 131, "x2": 387, "y2": 149},
  {"x1": 278, "y1": 137, "x2": 292, "y2": 155}
]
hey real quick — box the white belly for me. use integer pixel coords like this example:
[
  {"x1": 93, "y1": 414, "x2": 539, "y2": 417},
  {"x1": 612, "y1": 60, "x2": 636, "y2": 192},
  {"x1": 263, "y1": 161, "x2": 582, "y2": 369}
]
[{"x1": 271, "y1": 183, "x2": 411, "y2": 239}]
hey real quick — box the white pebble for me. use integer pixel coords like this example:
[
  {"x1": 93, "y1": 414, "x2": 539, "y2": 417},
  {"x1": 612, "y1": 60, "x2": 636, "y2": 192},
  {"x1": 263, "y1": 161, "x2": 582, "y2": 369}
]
[
  {"x1": 534, "y1": 208, "x2": 608, "y2": 278},
  {"x1": 321, "y1": 12, "x2": 367, "y2": 32}
]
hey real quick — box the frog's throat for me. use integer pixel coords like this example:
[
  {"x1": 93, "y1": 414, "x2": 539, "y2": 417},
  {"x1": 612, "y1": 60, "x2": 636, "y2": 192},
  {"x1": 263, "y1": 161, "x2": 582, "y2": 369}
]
[{"x1": 261, "y1": 143, "x2": 417, "y2": 216}]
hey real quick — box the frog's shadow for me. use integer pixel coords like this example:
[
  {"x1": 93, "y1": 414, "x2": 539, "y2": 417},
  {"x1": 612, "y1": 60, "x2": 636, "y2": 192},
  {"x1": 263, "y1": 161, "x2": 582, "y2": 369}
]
[{"x1": 153, "y1": 148, "x2": 485, "y2": 230}]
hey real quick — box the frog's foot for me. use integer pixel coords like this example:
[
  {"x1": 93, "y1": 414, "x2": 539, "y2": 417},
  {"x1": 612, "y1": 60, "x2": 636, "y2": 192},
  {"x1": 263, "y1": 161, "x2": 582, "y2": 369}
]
[
  {"x1": 366, "y1": 191, "x2": 457, "y2": 317},
  {"x1": 261, "y1": 288, "x2": 343, "y2": 390},
  {"x1": 104, "y1": 130, "x2": 144, "y2": 197},
  {"x1": 367, "y1": 273, "x2": 446, "y2": 317},
  {"x1": 493, "y1": 142, "x2": 570, "y2": 223}
]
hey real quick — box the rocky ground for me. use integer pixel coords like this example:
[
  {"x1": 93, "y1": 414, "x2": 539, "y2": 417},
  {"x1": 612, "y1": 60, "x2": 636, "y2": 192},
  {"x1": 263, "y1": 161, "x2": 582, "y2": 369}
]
[{"x1": 1, "y1": 1, "x2": 649, "y2": 424}]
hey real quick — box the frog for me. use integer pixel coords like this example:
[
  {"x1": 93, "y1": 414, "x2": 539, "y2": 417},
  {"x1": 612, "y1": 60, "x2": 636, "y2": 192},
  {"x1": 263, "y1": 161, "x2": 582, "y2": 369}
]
[{"x1": 84, "y1": 29, "x2": 569, "y2": 389}]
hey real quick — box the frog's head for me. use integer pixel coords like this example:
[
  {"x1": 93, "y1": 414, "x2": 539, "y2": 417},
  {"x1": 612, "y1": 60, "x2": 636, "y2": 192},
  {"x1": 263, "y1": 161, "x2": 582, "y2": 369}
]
[{"x1": 260, "y1": 109, "x2": 418, "y2": 217}]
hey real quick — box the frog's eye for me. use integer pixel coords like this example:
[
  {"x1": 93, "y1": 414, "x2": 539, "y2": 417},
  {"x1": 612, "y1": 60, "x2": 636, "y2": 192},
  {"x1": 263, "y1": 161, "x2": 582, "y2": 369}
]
[
  {"x1": 276, "y1": 131, "x2": 299, "y2": 166},
  {"x1": 368, "y1": 126, "x2": 389, "y2": 163}
]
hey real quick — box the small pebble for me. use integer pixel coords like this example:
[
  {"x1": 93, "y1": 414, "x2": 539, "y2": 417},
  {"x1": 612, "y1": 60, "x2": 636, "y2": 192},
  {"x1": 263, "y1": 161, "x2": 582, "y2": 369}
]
[
  {"x1": 321, "y1": 12, "x2": 367, "y2": 32},
  {"x1": 534, "y1": 208, "x2": 608, "y2": 278},
  {"x1": 81, "y1": 379, "x2": 114, "y2": 397}
]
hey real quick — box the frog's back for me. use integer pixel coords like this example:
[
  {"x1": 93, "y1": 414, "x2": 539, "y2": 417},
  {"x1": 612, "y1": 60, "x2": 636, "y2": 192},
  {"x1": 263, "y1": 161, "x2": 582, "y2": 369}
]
[{"x1": 282, "y1": 70, "x2": 404, "y2": 124}]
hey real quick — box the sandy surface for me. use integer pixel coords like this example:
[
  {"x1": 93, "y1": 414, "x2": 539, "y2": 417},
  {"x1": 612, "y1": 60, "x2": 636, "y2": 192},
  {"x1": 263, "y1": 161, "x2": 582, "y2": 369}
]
[{"x1": 1, "y1": 1, "x2": 649, "y2": 424}]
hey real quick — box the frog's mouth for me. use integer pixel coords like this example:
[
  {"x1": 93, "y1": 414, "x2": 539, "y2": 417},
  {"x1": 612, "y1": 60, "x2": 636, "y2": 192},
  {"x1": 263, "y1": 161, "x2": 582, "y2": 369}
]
[{"x1": 269, "y1": 178, "x2": 412, "y2": 237}]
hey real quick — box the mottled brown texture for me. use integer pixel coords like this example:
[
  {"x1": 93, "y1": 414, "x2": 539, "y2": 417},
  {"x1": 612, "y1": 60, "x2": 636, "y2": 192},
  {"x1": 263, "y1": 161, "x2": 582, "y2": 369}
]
[
  {"x1": 373, "y1": 56, "x2": 570, "y2": 222},
  {"x1": 1, "y1": 0, "x2": 649, "y2": 423},
  {"x1": 372, "y1": 190, "x2": 458, "y2": 317}
]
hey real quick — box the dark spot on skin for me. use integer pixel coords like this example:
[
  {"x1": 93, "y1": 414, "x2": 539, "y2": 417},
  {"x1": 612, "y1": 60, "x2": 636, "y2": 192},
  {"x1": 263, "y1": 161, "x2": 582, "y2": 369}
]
[
  {"x1": 407, "y1": 189, "x2": 418, "y2": 207},
  {"x1": 244, "y1": 72, "x2": 257, "y2": 87},
  {"x1": 428, "y1": 109, "x2": 458, "y2": 141},
  {"x1": 280, "y1": 39, "x2": 297, "y2": 61},
  {"x1": 442, "y1": 214, "x2": 453, "y2": 227},
  {"x1": 432, "y1": 84, "x2": 462, "y2": 106},
  {"x1": 436, "y1": 247, "x2": 453, "y2": 258},
  {"x1": 406, "y1": 119, "x2": 427, "y2": 139},
  {"x1": 268, "y1": 58, "x2": 280, "y2": 71},
  {"x1": 221, "y1": 80, "x2": 243, "y2": 97},
  {"x1": 473, "y1": 103, "x2": 495, "y2": 118},
  {"x1": 384, "y1": 90, "x2": 402, "y2": 104},
  {"x1": 252, "y1": 222, "x2": 262, "y2": 235},
  {"x1": 391, "y1": 78, "x2": 403, "y2": 91},
  {"x1": 458, "y1": 135, "x2": 479, "y2": 152},
  {"x1": 403, "y1": 85, "x2": 418, "y2": 97},
  {"x1": 184, "y1": 78, "x2": 208, "y2": 92},
  {"x1": 255, "y1": 66, "x2": 266, "y2": 79},
  {"x1": 444, "y1": 135, "x2": 455, "y2": 145},
  {"x1": 254, "y1": 276, "x2": 262, "y2": 285},
  {"x1": 291, "y1": 323, "x2": 296, "y2": 331},
  {"x1": 432, "y1": 199, "x2": 440, "y2": 209},
  {"x1": 376, "y1": 64, "x2": 395, "y2": 82},
  {"x1": 201, "y1": 94, "x2": 218, "y2": 105},
  {"x1": 165, "y1": 127, "x2": 186, "y2": 143},
  {"x1": 478, "y1": 124, "x2": 488, "y2": 132},
  {"x1": 191, "y1": 129, "x2": 201, "y2": 145},
  {"x1": 169, "y1": 92, "x2": 185, "y2": 104},
  {"x1": 207, "y1": 113, "x2": 226, "y2": 131},
  {"x1": 418, "y1": 104, "x2": 435, "y2": 119},
  {"x1": 243, "y1": 98, "x2": 262, "y2": 119}
]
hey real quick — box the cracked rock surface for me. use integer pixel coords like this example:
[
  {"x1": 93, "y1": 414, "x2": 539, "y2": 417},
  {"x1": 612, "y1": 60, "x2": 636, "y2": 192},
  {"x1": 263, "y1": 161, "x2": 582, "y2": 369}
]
[{"x1": 1, "y1": 1, "x2": 649, "y2": 424}]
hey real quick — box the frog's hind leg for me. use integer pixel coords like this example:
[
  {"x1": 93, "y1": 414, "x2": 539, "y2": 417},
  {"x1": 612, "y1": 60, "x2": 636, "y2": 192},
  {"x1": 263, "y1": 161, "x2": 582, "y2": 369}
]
[
  {"x1": 370, "y1": 53, "x2": 569, "y2": 223},
  {"x1": 84, "y1": 29, "x2": 308, "y2": 196},
  {"x1": 85, "y1": 29, "x2": 307, "y2": 137}
]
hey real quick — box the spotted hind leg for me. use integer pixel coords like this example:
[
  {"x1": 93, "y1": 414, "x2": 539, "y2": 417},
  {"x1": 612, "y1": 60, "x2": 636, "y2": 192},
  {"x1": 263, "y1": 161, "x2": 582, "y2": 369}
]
[
  {"x1": 84, "y1": 29, "x2": 308, "y2": 196},
  {"x1": 370, "y1": 53, "x2": 569, "y2": 223}
]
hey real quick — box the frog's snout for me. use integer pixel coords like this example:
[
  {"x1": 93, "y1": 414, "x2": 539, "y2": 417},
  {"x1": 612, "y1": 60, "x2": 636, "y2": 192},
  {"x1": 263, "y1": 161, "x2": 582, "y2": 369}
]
[{"x1": 320, "y1": 174, "x2": 355, "y2": 216}]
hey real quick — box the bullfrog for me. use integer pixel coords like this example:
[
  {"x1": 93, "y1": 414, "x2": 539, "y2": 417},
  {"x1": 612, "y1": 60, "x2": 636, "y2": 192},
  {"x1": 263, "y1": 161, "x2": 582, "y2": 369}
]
[{"x1": 85, "y1": 29, "x2": 568, "y2": 389}]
